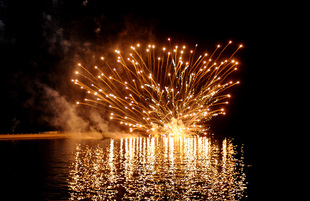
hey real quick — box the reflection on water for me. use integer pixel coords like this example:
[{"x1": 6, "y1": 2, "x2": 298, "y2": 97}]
[{"x1": 68, "y1": 136, "x2": 247, "y2": 200}]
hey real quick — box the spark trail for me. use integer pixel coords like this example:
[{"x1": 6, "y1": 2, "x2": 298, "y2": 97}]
[{"x1": 72, "y1": 39, "x2": 243, "y2": 136}]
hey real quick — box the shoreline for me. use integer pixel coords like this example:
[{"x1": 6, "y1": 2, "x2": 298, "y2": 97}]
[
  {"x1": 0, "y1": 133, "x2": 70, "y2": 140},
  {"x1": 0, "y1": 132, "x2": 144, "y2": 140}
]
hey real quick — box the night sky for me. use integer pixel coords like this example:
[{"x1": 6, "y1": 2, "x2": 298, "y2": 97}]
[
  {"x1": 0, "y1": 0, "x2": 295, "y2": 136},
  {"x1": 0, "y1": 3, "x2": 304, "y2": 200}
]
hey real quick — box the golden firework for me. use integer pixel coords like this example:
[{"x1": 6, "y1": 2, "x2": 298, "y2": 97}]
[{"x1": 72, "y1": 39, "x2": 243, "y2": 136}]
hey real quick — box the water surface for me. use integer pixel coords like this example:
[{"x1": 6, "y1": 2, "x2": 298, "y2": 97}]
[{"x1": 0, "y1": 136, "x2": 248, "y2": 200}]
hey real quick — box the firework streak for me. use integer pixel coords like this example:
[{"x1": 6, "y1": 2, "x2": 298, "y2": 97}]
[{"x1": 72, "y1": 39, "x2": 243, "y2": 136}]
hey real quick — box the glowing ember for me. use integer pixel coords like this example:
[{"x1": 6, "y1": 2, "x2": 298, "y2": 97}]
[{"x1": 72, "y1": 39, "x2": 243, "y2": 136}]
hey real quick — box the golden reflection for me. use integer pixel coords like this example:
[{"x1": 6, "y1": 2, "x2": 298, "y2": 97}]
[{"x1": 68, "y1": 136, "x2": 247, "y2": 200}]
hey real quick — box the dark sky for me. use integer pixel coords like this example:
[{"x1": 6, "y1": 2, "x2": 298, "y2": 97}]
[{"x1": 0, "y1": 0, "x2": 295, "y2": 135}]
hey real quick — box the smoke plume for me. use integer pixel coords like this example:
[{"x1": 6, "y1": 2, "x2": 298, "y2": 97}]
[{"x1": 35, "y1": 83, "x2": 118, "y2": 133}]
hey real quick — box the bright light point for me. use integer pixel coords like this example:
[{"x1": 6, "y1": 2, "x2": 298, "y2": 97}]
[
  {"x1": 75, "y1": 71, "x2": 79, "y2": 74},
  {"x1": 78, "y1": 63, "x2": 81, "y2": 66},
  {"x1": 76, "y1": 102, "x2": 79, "y2": 104},
  {"x1": 100, "y1": 57, "x2": 104, "y2": 60}
]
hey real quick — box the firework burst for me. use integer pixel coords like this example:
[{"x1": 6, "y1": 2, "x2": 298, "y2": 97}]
[{"x1": 72, "y1": 39, "x2": 243, "y2": 136}]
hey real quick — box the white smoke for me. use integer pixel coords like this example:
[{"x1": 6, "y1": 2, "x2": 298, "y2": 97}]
[
  {"x1": 41, "y1": 85, "x2": 90, "y2": 132},
  {"x1": 39, "y1": 84, "x2": 116, "y2": 133},
  {"x1": 42, "y1": 12, "x2": 72, "y2": 54},
  {"x1": 88, "y1": 111, "x2": 110, "y2": 132}
]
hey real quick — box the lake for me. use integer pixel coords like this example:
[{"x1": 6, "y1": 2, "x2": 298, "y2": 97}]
[{"x1": 0, "y1": 135, "x2": 249, "y2": 200}]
